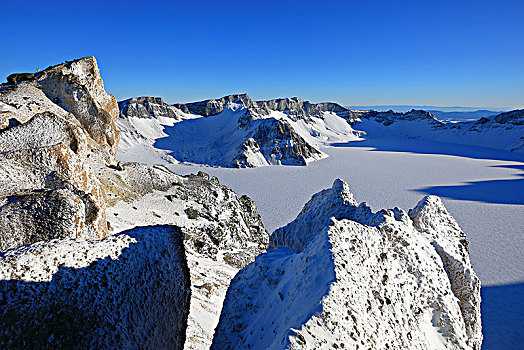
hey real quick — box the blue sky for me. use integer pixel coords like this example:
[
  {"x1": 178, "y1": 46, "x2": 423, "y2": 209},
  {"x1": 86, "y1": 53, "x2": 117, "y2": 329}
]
[{"x1": 2, "y1": 0, "x2": 523, "y2": 108}]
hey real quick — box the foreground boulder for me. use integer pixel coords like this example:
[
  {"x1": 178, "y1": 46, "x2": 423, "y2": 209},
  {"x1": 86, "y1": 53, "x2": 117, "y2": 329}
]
[
  {"x1": 0, "y1": 225, "x2": 190, "y2": 349},
  {"x1": 212, "y1": 179, "x2": 482, "y2": 349}
]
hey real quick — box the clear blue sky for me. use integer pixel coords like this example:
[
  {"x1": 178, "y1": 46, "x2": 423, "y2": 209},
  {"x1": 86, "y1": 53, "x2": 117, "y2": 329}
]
[{"x1": 2, "y1": 0, "x2": 523, "y2": 108}]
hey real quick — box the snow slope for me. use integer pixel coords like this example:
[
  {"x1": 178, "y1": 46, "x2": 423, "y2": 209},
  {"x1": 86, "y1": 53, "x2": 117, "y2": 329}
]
[
  {"x1": 117, "y1": 95, "x2": 362, "y2": 167},
  {"x1": 354, "y1": 109, "x2": 524, "y2": 154}
]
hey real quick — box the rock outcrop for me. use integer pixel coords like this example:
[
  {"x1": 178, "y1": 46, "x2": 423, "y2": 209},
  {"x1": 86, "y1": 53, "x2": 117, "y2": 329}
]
[
  {"x1": 0, "y1": 112, "x2": 108, "y2": 250},
  {"x1": 0, "y1": 57, "x2": 119, "y2": 249},
  {"x1": 103, "y1": 167, "x2": 269, "y2": 349},
  {"x1": 232, "y1": 118, "x2": 324, "y2": 167},
  {"x1": 119, "y1": 96, "x2": 180, "y2": 120},
  {"x1": 0, "y1": 225, "x2": 190, "y2": 349},
  {"x1": 0, "y1": 58, "x2": 270, "y2": 349},
  {"x1": 2, "y1": 57, "x2": 120, "y2": 157},
  {"x1": 212, "y1": 179, "x2": 482, "y2": 350}
]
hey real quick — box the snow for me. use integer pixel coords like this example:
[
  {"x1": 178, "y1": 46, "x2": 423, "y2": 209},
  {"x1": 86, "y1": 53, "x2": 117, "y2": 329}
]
[
  {"x1": 115, "y1": 100, "x2": 523, "y2": 347},
  {"x1": 166, "y1": 141, "x2": 524, "y2": 287},
  {"x1": 213, "y1": 182, "x2": 481, "y2": 349},
  {"x1": 166, "y1": 139, "x2": 523, "y2": 348}
]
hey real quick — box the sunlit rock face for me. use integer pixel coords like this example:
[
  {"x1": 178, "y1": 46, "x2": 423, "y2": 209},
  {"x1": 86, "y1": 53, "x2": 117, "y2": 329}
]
[
  {"x1": 4, "y1": 57, "x2": 120, "y2": 157},
  {"x1": 213, "y1": 179, "x2": 482, "y2": 350},
  {"x1": 0, "y1": 112, "x2": 108, "y2": 250}
]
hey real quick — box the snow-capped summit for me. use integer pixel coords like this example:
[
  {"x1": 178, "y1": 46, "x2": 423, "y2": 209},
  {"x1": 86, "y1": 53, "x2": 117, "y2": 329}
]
[{"x1": 213, "y1": 179, "x2": 482, "y2": 350}]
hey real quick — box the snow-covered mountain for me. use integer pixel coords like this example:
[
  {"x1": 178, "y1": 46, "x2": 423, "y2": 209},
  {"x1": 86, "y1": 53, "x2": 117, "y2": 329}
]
[
  {"x1": 117, "y1": 94, "x2": 364, "y2": 167},
  {"x1": 357, "y1": 108, "x2": 524, "y2": 153},
  {"x1": 213, "y1": 179, "x2": 482, "y2": 350},
  {"x1": 117, "y1": 95, "x2": 523, "y2": 169},
  {"x1": 0, "y1": 57, "x2": 484, "y2": 349}
]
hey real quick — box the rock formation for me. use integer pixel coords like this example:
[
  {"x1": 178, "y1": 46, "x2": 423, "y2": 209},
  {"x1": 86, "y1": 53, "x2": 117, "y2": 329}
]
[
  {"x1": 0, "y1": 225, "x2": 190, "y2": 349},
  {"x1": 119, "y1": 96, "x2": 180, "y2": 120},
  {"x1": 0, "y1": 58, "x2": 269, "y2": 349},
  {"x1": 212, "y1": 179, "x2": 482, "y2": 350},
  {"x1": 2, "y1": 57, "x2": 120, "y2": 157},
  {"x1": 118, "y1": 93, "x2": 364, "y2": 167}
]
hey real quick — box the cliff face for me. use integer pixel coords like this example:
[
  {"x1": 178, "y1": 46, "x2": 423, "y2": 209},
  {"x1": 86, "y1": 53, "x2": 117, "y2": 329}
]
[
  {"x1": 4, "y1": 57, "x2": 120, "y2": 157},
  {"x1": 213, "y1": 180, "x2": 482, "y2": 350},
  {"x1": 119, "y1": 96, "x2": 181, "y2": 120}
]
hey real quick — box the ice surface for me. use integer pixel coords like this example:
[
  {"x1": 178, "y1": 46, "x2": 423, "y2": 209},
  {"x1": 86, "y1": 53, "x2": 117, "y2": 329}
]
[{"x1": 167, "y1": 139, "x2": 523, "y2": 348}]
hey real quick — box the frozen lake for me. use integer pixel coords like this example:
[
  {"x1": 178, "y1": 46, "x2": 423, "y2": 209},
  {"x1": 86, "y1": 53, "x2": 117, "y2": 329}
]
[{"x1": 168, "y1": 138, "x2": 524, "y2": 349}]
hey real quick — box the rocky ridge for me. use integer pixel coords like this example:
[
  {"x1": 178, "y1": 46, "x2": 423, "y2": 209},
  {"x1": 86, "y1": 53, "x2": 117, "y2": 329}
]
[
  {"x1": 358, "y1": 108, "x2": 524, "y2": 153},
  {"x1": 213, "y1": 179, "x2": 482, "y2": 349},
  {"x1": 118, "y1": 94, "x2": 363, "y2": 167},
  {"x1": 0, "y1": 58, "x2": 269, "y2": 348}
]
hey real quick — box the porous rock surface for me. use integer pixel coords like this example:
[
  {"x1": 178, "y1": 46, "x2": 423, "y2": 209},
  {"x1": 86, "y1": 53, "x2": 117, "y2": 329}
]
[
  {"x1": 212, "y1": 179, "x2": 482, "y2": 350},
  {"x1": 0, "y1": 112, "x2": 108, "y2": 250},
  {"x1": 3, "y1": 57, "x2": 120, "y2": 156},
  {"x1": 0, "y1": 225, "x2": 190, "y2": 349}
]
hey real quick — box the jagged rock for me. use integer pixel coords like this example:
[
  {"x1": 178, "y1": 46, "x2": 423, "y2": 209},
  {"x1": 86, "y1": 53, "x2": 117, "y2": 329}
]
[
  {"x1": 1, "y1": 56, "x2": 120, "y2": 158},
  {"x1": 101, "y1": 164, "x2": 268, "y2": 350},
  {"x1": 119, "y1": 96, "x2": 180, "y2": 120},
  {"x1": 212, "y1": 179, "x2": 482, "y2": 350},
  {"x1": 0, "y1": 225, "x2": 190, "y2": 349},
  {"x1": 0, "y1": 112, "x2": 108, "y2": 250},
  {"x1": 233, "y1": 118, "x2": 324, "y2": 167},
  {"x1": 173, "y1": 94, "x2": 255, "y2": 117}
]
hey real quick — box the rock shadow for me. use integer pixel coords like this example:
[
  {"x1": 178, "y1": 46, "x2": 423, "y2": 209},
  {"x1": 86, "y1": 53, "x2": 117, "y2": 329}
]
[
  {"x1": 481, "y1": 283, "x2": 524, "y2": 349},
  {"x1": 0, "y1": 225, "x2": 191, "y2": 349}
]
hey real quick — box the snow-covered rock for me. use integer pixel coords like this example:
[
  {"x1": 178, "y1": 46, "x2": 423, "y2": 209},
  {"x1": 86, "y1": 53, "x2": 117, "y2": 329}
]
[
  {"x1": 0, "y1": 225, "x2": 190, "y2": 349},
  {"x1": 212, "y1": 179, "x2": 482, "y2": 350},
  {"x1": 357, "y1": 108, "x2": 524, "y2": 154},
  {"x1": 3, "y1": 57, "x2": 120, "y2": 158},
  {"x1": 101, "y1": 166, "x2": 268, "y2": 349},
  {"x1": 117, "y1": 94, "x2": 364, "y2": 167},
  {"x1": 119, "y1": 96, "x2": 180, "y2": 120},
  {"x1": 0, "y1": 58, "x2": 270, "y2": 350},
  {"x1": 0, "y1": 112, "x2": 108, "y2": 250}
]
